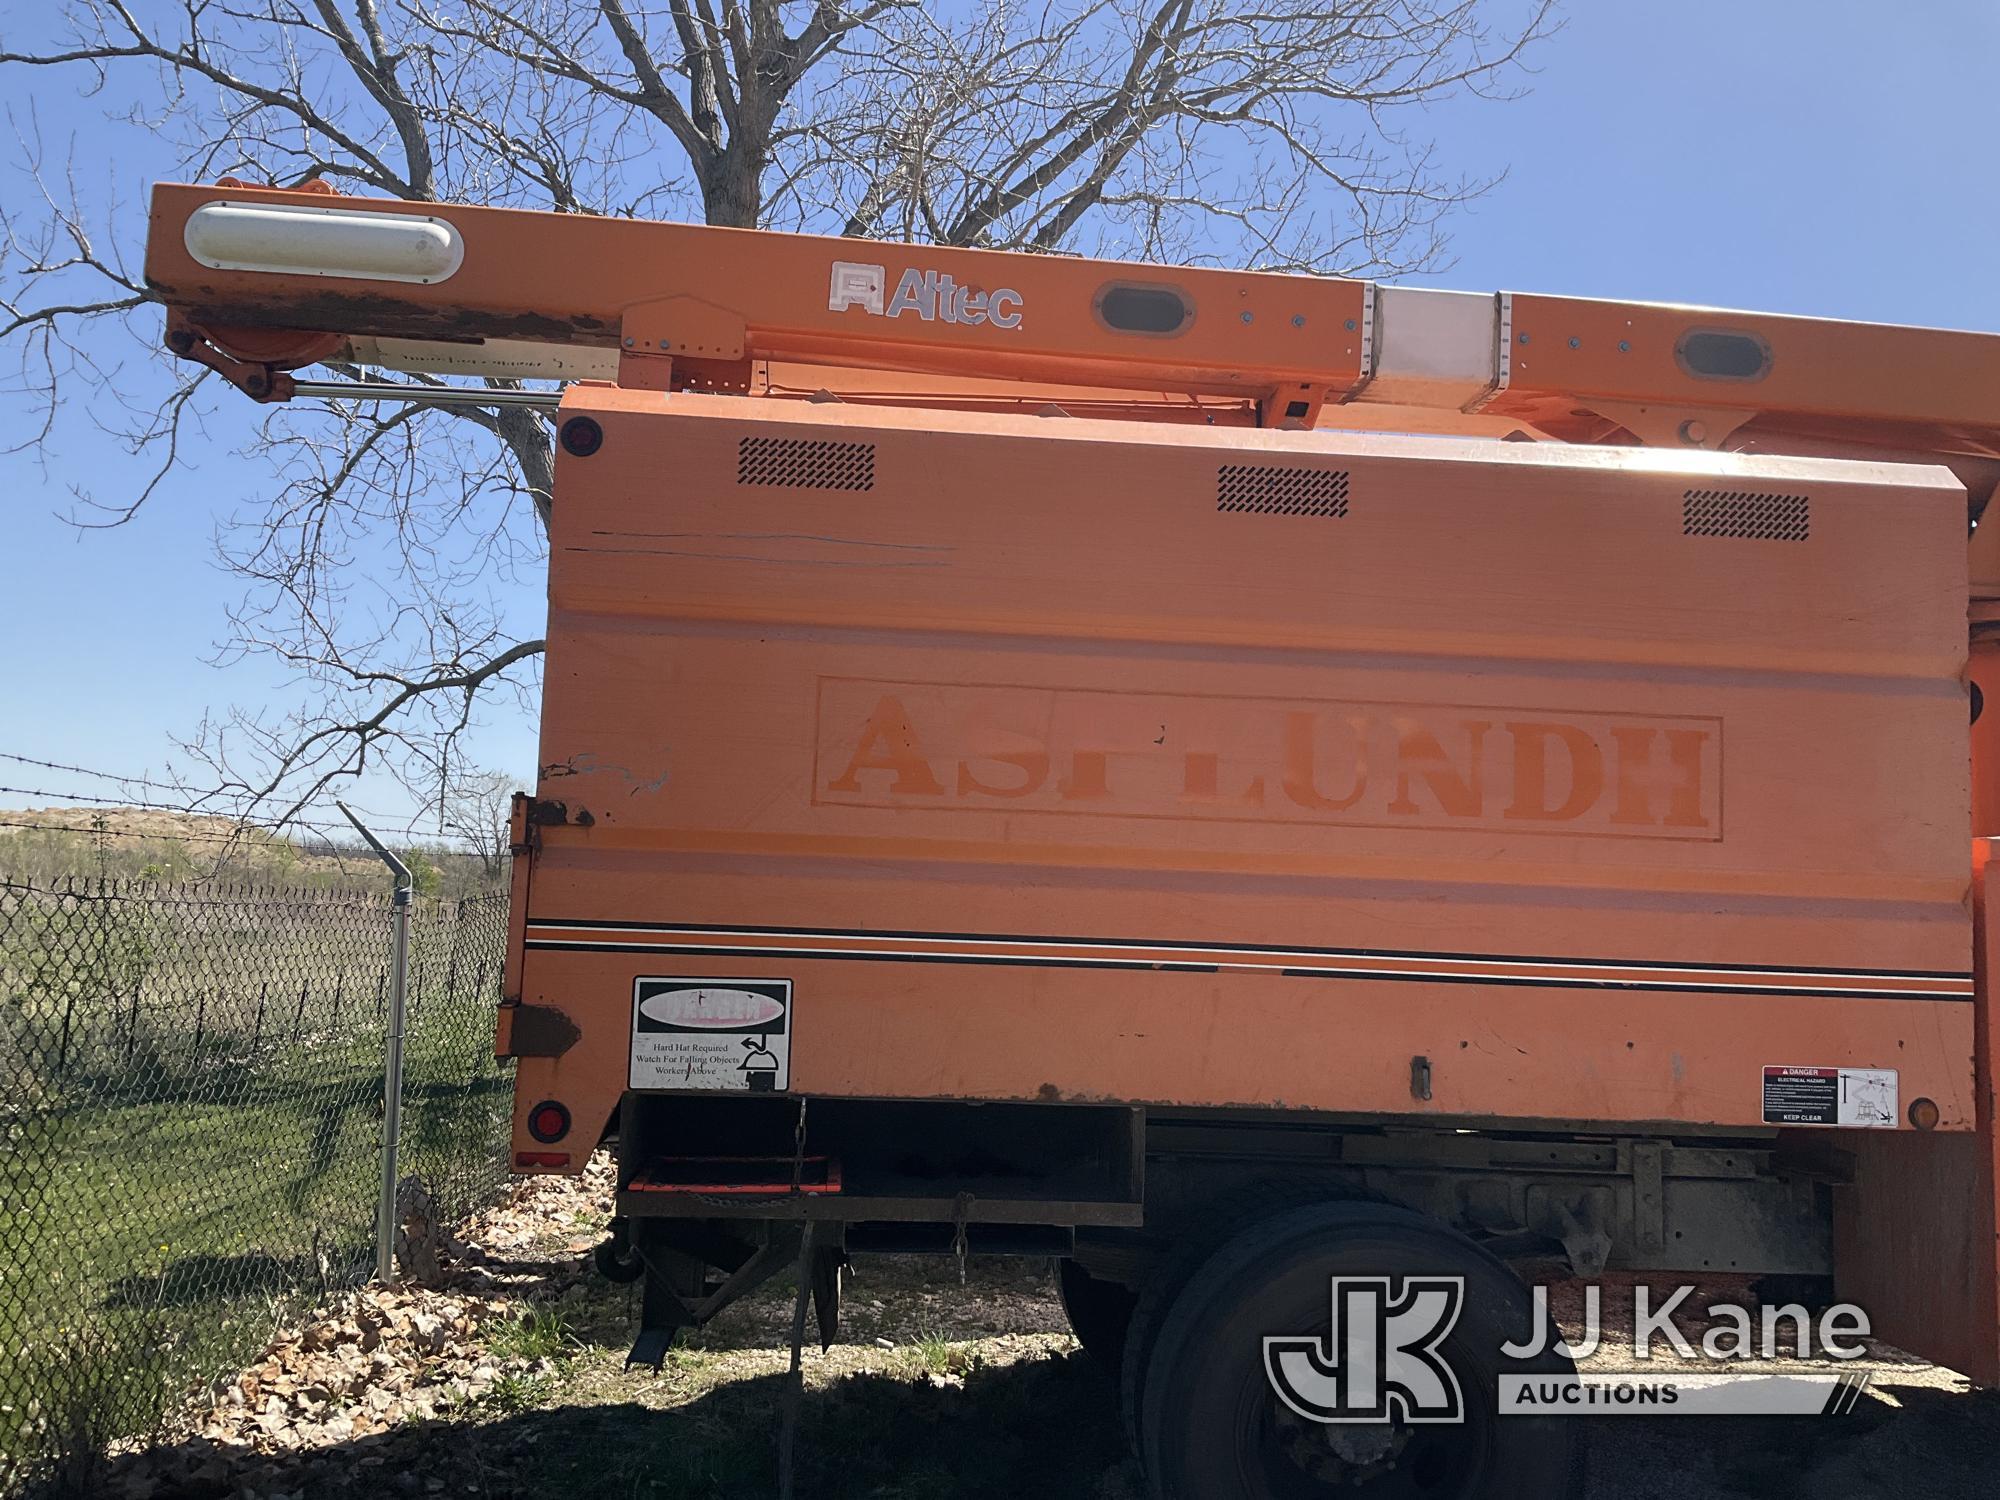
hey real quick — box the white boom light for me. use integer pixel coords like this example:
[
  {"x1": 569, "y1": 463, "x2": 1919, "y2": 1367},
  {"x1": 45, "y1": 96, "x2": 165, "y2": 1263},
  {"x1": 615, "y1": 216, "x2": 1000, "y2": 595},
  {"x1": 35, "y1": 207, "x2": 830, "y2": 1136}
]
[{"x1": 184, "y1": 201, "x2": 464, "y2": 284}]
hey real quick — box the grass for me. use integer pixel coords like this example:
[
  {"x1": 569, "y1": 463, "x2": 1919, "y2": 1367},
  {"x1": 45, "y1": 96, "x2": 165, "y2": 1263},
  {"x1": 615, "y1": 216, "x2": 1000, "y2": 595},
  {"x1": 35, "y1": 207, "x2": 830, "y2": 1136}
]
[
  {"x1": 911, "y1": 1328, "x2": 964, "y2": 1376},
  {"x1": 0, "y1": 1025, "x2": 509, "y2": 1488},
  {"x1": 481, "y1": 1371, "x2": 556, "y2": 1416},
  {"x1": 0, "y1": 877, "x2": 514, "y2": 1493},
  {"x1": 0, "y1": 812, "x2": 509, "y2": 899},
  {"x1": 0, "y1": 1053, "x2": 378, "y2": 1472},
  {"x1": 488, "y1": 1305, "x2": 575, "y2": 1364},
  {"x1": 505, "y1": 1259, "x2": 1128, "y2": 1500},
  {"x1": 0, "y1": 888, "x2": 508, "y2": 1388}
]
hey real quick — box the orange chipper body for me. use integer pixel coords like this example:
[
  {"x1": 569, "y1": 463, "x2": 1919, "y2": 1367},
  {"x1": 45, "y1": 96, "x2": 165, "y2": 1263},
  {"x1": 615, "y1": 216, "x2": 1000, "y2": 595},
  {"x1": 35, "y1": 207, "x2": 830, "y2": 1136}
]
[{"x1": 146, "y1": 181, "x2": 2000, "y2": 1387}]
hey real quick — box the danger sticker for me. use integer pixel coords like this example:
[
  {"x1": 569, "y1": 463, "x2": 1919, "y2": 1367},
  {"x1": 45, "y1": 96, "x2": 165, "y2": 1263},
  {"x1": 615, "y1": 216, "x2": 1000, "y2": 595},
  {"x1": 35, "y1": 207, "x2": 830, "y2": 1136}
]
[
  {"x1": 1761, "y1": 1066, "x2": 1898, "y2": 1128},
  {"x1": 631, "y1": 978, "x2": 791, "y2": 1092}
]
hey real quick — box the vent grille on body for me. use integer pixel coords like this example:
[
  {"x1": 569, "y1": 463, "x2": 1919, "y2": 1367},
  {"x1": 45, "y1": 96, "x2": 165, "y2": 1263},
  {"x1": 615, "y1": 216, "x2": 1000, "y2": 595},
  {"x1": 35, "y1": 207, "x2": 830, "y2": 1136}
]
[
  {"x1": 737, "y1": 437, "x2": 876, "y2": 491},
  {"x1": 1682, "y1": 488, "x2": 1809, "y2": 541},
  {"x1": 1216, "y1": 463, "x2": 1351, "y2": 518}
]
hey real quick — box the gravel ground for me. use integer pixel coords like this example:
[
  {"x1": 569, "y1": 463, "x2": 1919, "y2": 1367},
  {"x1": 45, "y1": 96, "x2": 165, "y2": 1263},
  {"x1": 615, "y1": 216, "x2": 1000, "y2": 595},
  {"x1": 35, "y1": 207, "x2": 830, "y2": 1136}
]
[{"x1": 59, "y1": 1159, "x2": 2000, "y2": 1500}]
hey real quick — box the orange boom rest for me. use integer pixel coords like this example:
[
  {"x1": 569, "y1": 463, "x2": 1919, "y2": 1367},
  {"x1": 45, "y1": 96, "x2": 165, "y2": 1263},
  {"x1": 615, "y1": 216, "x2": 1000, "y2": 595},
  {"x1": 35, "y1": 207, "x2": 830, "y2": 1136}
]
[{"x1": 145, "y1": 179, "x2": 2000, "y2": 1496}]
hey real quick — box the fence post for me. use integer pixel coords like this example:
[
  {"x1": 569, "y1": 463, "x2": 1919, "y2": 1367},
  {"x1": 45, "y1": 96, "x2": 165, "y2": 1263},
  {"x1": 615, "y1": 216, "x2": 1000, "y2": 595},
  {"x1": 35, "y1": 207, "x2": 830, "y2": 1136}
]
[
  {"x1": 339, "y1": 804, "x2": 414, "y2": 1285},
  {"x1": 56, "y1": 990, "x2": 76, "y2": 1078},
  {"x1": 124, "y1": 982, "x2": 141, "y2": 1064},
  {"x1": 442, "y1": 931, "x2": 461, "y2": 1033}
]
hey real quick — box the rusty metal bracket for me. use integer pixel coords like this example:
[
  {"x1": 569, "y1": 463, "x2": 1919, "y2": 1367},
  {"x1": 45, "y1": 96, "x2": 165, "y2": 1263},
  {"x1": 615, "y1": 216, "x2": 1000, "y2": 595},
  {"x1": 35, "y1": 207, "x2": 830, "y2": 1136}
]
[
  {"x1": 525, "y1": 797, "x2": 594, "y2": 828},
  {"x1": 1581, "y1": 398, "x2": 1756, "y2": 451},
  {"x1": 1260, "y1": 380, "x2": 1335, "y2": 429},
  {"x1": 618, "y1": 293, "x2": 751, "y2": 394},
  {"x1": 810, "y1": 1240, "x2": 845, "y2": 1351},
  {"x1": 496, "y1": 1003, "x2": 580, "y2": 1059},
  {"x1": 1628, "y1": 1139, "x2": 1667, "y2": 1260},
  {"x1": 164, "y1": 310, "x2": 296, "y2": 403},
  {"x1": 621, "y1": 293, "x2": 748, "y2": 362}
]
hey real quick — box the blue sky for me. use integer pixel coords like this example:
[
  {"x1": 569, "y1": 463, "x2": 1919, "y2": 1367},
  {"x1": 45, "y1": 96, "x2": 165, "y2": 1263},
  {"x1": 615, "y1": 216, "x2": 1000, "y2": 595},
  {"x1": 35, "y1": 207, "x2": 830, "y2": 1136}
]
[{"x1": 5, "y1": 1, "x2": 1997, "y2": 836}]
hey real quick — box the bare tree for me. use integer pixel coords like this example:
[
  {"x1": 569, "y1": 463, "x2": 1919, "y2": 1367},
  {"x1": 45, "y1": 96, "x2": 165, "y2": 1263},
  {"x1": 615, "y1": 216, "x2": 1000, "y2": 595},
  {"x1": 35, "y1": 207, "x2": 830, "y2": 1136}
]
[
  {"x1": 2, "y1": 0, "x2": 1555, "y2": 827},
  {"x1": 439, "y1": 767, "x2": 526, "y2": 881}
]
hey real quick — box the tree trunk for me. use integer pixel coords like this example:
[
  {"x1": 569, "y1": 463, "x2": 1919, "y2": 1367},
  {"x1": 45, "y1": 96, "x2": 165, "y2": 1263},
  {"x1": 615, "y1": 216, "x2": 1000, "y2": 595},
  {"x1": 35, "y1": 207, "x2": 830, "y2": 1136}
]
[{"x1": 705, "y1": 143, "x2": 766, "y2": 229}]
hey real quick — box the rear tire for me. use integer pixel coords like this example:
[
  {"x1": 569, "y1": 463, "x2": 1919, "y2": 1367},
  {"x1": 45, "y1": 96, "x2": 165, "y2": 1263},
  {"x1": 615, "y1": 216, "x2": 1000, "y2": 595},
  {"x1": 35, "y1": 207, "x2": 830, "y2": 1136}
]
[
  {"x1": 1138, "y1": 1200, "x2": 1581, "y2": 1500},
  {"x1": 1057, "y1": 1258, "x2": 1138, "y2": 1369},
  {"x1": 1119, "y1": 1178, "x2": 1344, "y2": 1455}
]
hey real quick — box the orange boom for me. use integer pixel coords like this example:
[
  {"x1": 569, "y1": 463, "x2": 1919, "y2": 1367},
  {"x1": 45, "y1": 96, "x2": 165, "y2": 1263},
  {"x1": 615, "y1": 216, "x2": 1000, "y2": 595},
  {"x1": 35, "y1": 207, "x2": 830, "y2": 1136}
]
[{"x1": 147, "y1": 180, "x2": 2000, "y2": 1499}]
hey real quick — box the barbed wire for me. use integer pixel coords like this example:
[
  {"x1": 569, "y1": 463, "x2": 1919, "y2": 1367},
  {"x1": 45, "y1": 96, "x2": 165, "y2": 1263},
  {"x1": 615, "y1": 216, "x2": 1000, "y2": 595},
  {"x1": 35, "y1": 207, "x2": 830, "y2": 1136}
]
[
  {"x1": 0, "y1": 752, "x2": 405, "y2": 825},
  {"x1": 0, "y1": 782, "x2": 213, "y2": 808},
  {"x1": 0, "y1": 817, "x2": 308, "y2": 848},
  {"x1": 0, "y1": 782, "x2": 345, "y2": 828},
  {"x1": 0, "y1": 784, "x2": 466, "y2": 845},
  {"x1": 0, "y1": 873, "x2": 383, "y2": 903},
  {"x1": 0, "y1": 750, "x2": 208, "y2": 795}
]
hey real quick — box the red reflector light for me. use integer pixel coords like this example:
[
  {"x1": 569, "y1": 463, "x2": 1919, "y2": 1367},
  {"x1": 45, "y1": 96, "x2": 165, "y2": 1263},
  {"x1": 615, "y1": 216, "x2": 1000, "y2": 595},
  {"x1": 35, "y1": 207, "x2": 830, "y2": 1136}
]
[
  {"x1": 528, "y1": 1099, "x2": 572, "y2": 1143},
  {"x1": 515, "y1": 1151, "x2": 569, "y2": 1169}
]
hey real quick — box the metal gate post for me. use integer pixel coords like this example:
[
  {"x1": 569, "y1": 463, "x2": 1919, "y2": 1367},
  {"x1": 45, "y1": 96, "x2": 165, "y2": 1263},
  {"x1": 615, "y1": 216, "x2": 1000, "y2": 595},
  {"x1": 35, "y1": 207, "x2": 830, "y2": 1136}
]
[{"x1": 339, "y1": 802, "x2": 414, "y2": 1283}]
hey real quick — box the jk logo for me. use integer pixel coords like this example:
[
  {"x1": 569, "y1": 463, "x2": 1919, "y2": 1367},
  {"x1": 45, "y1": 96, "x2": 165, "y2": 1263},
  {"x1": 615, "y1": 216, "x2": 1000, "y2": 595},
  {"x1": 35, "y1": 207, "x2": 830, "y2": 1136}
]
[{"x1": 1264, "y1": 1276, "x2": 1466, "y2": 1424}]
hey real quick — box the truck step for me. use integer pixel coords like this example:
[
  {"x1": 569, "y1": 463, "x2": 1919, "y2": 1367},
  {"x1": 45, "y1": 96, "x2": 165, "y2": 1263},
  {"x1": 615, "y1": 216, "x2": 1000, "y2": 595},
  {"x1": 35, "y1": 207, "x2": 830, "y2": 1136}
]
[{"x1": 627, "y1": 1154, "x2": 842, "y2": 1196}]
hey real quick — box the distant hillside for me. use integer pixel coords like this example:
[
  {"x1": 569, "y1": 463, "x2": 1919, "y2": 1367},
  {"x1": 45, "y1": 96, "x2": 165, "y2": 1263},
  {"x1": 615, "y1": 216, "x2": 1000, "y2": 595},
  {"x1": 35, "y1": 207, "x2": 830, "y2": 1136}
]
[{"x1": 0, "y1": 806, "x2": 505, "y2": 897}]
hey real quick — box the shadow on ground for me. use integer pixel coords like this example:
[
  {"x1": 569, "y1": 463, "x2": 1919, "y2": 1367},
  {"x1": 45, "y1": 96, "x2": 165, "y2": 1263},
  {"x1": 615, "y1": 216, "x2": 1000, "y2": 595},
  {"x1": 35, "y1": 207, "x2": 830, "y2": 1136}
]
[
  {"x1": 102, "y1": 1250, "x2": 331, "y2": 1311},
  {"x1": 69, "y1": 1344, "x2": 1134, "y2": 1500},
  {"x1": 59, "y1": 1354, "x2": 2000, "y2": 1500},
  {"x1": 1583, "y1": 1382, "x2": 2000, "y2": 1500},
  {"x1": 40, "y1": 1194, "x2": 2000, "y2": 1500}
]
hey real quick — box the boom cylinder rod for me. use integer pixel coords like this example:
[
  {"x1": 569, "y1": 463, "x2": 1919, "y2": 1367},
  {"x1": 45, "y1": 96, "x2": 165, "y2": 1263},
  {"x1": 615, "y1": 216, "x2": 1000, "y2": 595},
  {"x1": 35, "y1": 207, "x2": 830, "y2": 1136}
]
[{"x1": 291, "y1": 380, "x2": 560, "y2": 409}]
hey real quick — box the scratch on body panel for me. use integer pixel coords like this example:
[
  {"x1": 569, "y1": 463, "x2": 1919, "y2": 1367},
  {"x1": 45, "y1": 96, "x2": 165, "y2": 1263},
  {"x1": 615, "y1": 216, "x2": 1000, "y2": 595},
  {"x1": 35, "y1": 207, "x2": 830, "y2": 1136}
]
[{"x1": 540, "y1": 750, "x2": 669, "y2": 796}]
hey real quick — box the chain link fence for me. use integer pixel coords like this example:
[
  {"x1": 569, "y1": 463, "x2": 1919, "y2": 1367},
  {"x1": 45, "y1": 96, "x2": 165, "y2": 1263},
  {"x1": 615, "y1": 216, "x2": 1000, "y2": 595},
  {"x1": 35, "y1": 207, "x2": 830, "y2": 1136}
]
[{"x1": 0, "y1": 878, "x2": 514, "y2": 1491}]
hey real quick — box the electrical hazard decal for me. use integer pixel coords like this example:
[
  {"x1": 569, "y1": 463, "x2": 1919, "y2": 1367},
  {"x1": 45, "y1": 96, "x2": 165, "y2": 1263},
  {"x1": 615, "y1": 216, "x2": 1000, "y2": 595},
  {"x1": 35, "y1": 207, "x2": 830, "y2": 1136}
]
[
  {"x1": 1761, "y1": 1065, "x2": 1898, "y2": 1128},
  {"x1": 631, "y1": 978, "x2": 791, "y2": 1092}
]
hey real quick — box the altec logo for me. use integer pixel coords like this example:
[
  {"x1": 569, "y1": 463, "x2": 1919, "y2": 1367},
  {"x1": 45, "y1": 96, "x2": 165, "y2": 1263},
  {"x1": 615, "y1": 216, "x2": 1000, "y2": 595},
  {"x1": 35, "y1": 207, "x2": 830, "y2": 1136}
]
[
  {"x1": 828, "y1": 260, "x2": 1025, "y2": 329},
  {"x1": 814, "y1": 680, "x2": 1722, "y2": 839}
]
